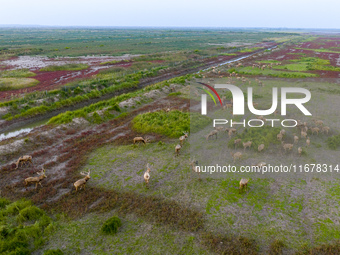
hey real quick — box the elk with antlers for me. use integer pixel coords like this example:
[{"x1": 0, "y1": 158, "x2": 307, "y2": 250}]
[
  {"x1": 24, "y1": 168, "x2": 47, "y2": 190},
  {"x1": 15, "y1": 155, "x2": 33, "y2": 169},
  {"x1": 179, "y1": 132, "x2": 189, "y2": 146},
  {"x1": 144, "y1": 163, "x2": 151, "y2": 187},
  {"x1": 133, "y1": 136, "x2": 150, "y2": 145},
  {"x1": 239, "y1": 178, "x2": 249, "y2": 194},
  {"x1": 74, "y1": 171, "x2": 91, "y2": 192}
]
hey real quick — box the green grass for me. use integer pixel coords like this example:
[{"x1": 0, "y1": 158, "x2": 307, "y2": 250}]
[
  {"x1": 238, "y1": 47, "x2": 262, "y2": 53},
  {"x1": 0, "y1": 69, "x2": 36, "y2": 78},
  {"x1": 0, "y1": 77, "x2": 39, "y2": 91},
  {"x1": 132, "y1": 110, "x2": 211, "y2": 138},
  {"x1": 40, "y1": 63, "x2": 89, "y2": 72}
]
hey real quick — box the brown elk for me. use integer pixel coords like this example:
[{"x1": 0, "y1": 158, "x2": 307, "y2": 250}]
[
  {"x1": 74, "y1": 171, "x2": 91, "y2": 192},
  {"x1": 306, "y1": 137, "x2": 310, "y2": 147},
  {"x1": 231, "y1": 152, "x2": 242, "y2": 162},
  {"x1": 282, "y1": 142, "x2": 294, "y2": 153},
  {"x1": 179, "y1": 132, "x2": 189, "y2": 146},
  {"x1": 133, "y1": 136, "x2": 150, "y2": 145},
  {"x1": 258, "y1": 144, "x2": 265, "y2": 152},
  {"x1": 301, "y1": 130, "x2": 307, "y2": 139},
  {"x1": 313, "y1": 119, "x2": 324, "y2": 126},
  {"x1": 293, "y1": 134, "x2": 299, "y2": 144},
  {"x1": 234, "y1": 139, "x2": 242, "y2": 148},
  {"x1": 243, "y1": 141, "x2": 252, "y2": 151},
  {"x1": 175, "y1": 144, "x2": 182, "y2": 156},
  {"x1": 206, "y1": 130, "x2": 218, "y2": 140},
  {"x1": 298, "y1": 147, "x2": 302, "y2": 156},
  {"x1": 239, "y1": 178, "x2": 249, "y2": 193},
  {"x1": 311, "y1": 127, "x2": 320, "y2": 135},
  {"x1": 144, "y1": 163, "x2": 151, "y2": 187},
  {"x1": 189, "y1": 158, "x2": 200, "y2": 178},
  {"x1": 321, "y1": 126, "x2": 330, "y2": 135},
  {"x1": 15, "y1": 155, "x2": 33, "y2": 169},
  {"x1": 277, "y1": 133, "x2": 283, "y2": 141},
  {"x1": 24, "y1": 168, "x2": 47, "y2": 190}
]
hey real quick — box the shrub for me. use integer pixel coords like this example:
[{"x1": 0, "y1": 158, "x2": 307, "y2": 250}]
[
  {"x1": 17, "y1": 206, "x2": 45, "y2": 222},
  {"x1": 326, "y1": 134, "x2": 340, "y2": 150},
  {"x1": 132, "y1": 110, "x2": 210, "y2": 138},
  {"x1": 101, "y1": 216, "x2": 122, "y2": 235}
]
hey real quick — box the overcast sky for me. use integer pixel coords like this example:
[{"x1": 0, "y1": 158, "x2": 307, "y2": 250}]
[{"x1": 1, "y1": 0, "x2": 339, "y2": 29}]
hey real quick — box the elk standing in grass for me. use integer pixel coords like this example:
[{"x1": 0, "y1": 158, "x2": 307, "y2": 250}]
[
  {"x1": 239, "y1": 178, "x2": 249, "y2": 194},
  {"x1": 24, "y1": 168, "x2": 47, "y2": 190},
  {"x1": 179, "y1": 132, "x2": 189, "y2": 146},
  {"x1": 298, "y1": 147, "x2": 302, "y2": 156},
  {"x1": 175, "y1": 144, "x2": 182, "y2": 157},
  {"x1": 133, "y1": 136, "x2": 150, "y2": 145},
  {"x1": 206, "y1": 130, "x2": 218, "y2": 140},
  {"x1": 144, "y1": 163, "x2": 151, "y2": 187},
  {"x1": 306, "y1": 137, "x2": 310, "y2": 147},
  {"x1": 74, "y1": 171, "x2": 91, "y2": 192},
  {"x1": 243, "y1": 141, "x2": 252, "y2": 151},
  {"x1": 311, "y1": 127, "x2": 320, "y2": 135},
  {"x1": 282, "y1": 142, "x2": 294, "y2": 153},
  {"x1": 277, "y1": 133, "x2": 283, "y2": 141},
  {"x1": 234, "y1": 139, "x2": 242, "y2": 148},
  {"x1": 293, "y1": 134, "x2": 299, "y2": 144},
  {"x1": 15, "y1": 155, "x2": 33, "y2": 169},
  {"x1": 301, "y1": 130, "x2": 307, "y2": 139},
  {"x1": 189, "y1": 158, "x2": 200, "y2": 178},
  {"x1": 258, "y1": 144, "x2": 265, "y2": 152},
  {"x1": 231, "y1": 152, "x2": 242, "y2": 162},
  {"x1": 322, "y1": 126, "x2": 330, "y2": 135}
]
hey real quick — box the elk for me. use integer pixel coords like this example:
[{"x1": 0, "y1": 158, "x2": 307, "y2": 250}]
[
  {"x1": 282, "y1": 142, "x2": 294, "y2": 153},
  {"x1": 223, "y1": 103, "x2": 233, "y2": 110},
  {"x1": 234, "y1": 138, "x2": 242, "y2": 148},
  {"x1": 74, "y1": 171, "x2": 91, "y2": 192},
  {"x1": 280, "y1": 129, "x2": 286, "y2": 136},
  {"x1": 301, "y1": 130, "x2": 307, "y2": 139},
  {"x1": 15, "y1": 155, "x2": 33, "y2": 169},
  {"x1": 175, "y1": 144, "x2": 182, "y2": 156},
  {"x1": 313, "y1": 119, "x2": 324, "y2": 126},
  {"x1": 298, "y1": 147, "x2": 302, "y2": 156},
  {"x1": 253, "y1": 162, "x2": 267, "y2": 170},
  {"x1": 277, "y1": 133, "x2": 283, "y2": 141},
  {"x1": 231, "y1": 152, "x2": 242, "y2": 162},
  {"x1": 321, "y1": 126, "x2": 330, "y2": 135},
  {"x1": 258, "y1": 144, "x2": 265, "y2": 152},
  {"x1": 189, "y1": 158, "x2": 200, "y2": 177},
  {"x1": 133, "y1": 136, "x2": 150, "y2": 145},
  {"x1": 24, "y1": 168, "x2": 47, "y2": 190},
  {"x1": 306, "y1": 137, "x2": 310, "y2": 147},
  {"x1": 293, "y1": 134, "x2": 299, "y2": 144},
  {"x1": 164, "y1": 102, "x2": 171, "y2": 113},
  {"x1": 206, "y1": 130, "x2": 218, "y2": 140},
  {"x1": 179, "y1": 132, "x2": 189, "y2": 146},
  {"x1": 243, "y1": 141, "x2": 252, "y2": 151},
  {"x1": 311, "y1": 127, "x2": 320, "y2": 135},
  {"x1": 239, "y1": 178, "x2": 249, "y2": 194},
  {"x1": 144, "y1": 163, "x2": 151, "y2": 187}
]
